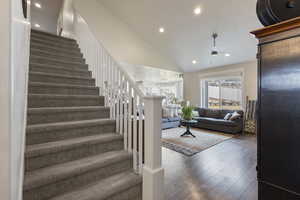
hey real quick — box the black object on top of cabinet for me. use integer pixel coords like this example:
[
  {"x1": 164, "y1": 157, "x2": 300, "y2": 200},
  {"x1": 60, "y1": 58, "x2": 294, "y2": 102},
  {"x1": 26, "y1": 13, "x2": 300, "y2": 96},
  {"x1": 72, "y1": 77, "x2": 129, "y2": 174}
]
[{"x1": 257, "y1": 0, "x2": 300, "y2": 26}]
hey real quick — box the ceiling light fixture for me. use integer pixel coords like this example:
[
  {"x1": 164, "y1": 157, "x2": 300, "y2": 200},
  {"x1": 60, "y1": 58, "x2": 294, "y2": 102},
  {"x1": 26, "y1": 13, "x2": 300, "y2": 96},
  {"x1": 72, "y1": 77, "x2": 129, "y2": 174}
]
[
  {"x1": 225, "y1": 53, "x2": 231, "y2": 57},
  {"x1": 27, "y1": 0, "x2": 31, "y2": 5},
  {"x1": 194, "y1": 7, "x2": 202, "y2": 15},
  {"x1": 159, "y1": 27, "x2": 165, "y2": 33},
  {"x1": 34, "y1": 2, "x2": 42, "y2": 8},
  {"x1": 192, "y1": 60, "x2": 197, "y2": 64},
  {"x1": 34, "y1": 24, "x2": 41, "y2": 28}
]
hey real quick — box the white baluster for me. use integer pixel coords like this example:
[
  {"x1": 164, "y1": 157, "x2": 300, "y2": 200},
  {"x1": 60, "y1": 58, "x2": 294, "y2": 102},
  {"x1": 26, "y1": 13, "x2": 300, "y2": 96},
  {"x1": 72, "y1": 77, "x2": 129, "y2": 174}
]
[
  {"x1": 112, "y1": 63, "x2": 117, "y2": 119},
  {"x1": 128, "y1": 85, "x2": 133, "y2": 152},
  {"x1": 123, "y1": 81, "x2": 128, "y2": 150},
  {"x1": 116, "y1": 69, "x2": 121, "y2": 133},
  {"x1": 138, "y1": 99, "x2": 143, "y2": 174},
  {"x1": 132, "y1": 93, "x2": 138, "y2": 172},
  {"x1": 119, "y1": 76, "x2": 124, "y2": 136}
]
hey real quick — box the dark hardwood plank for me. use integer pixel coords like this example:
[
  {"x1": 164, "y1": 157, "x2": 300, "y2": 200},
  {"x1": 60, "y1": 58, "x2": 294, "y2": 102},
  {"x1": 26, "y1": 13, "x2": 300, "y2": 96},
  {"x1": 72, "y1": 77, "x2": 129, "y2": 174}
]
[{"x1": 163, "y1": 134, "x2": 257, "y2": 200}]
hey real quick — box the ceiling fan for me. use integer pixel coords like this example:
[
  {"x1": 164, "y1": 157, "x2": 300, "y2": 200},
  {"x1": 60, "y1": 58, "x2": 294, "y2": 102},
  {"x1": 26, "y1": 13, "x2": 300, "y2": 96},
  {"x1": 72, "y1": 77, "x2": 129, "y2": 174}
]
[{"x1": 210, "y1": 33, "x2": 230, "y2": 57}]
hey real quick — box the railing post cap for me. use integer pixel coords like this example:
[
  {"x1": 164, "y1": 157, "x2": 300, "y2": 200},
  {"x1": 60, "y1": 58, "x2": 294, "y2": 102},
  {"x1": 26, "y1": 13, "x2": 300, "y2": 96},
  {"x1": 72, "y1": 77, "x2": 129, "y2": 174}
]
[{"x1": 143, "y1": 95, "x2": 165, "y2": 100}]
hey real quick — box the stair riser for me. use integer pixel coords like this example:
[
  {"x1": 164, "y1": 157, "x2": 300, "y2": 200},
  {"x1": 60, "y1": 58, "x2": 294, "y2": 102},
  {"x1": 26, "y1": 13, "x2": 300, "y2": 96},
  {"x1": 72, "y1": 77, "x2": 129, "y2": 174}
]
[
  {"x1": 30, "y1": 51, "x2": 84, "y2": 63},
  {"x1": 109, "y1": 184, "x2": 142, "y2": 200},
  {"x1": 30, "y1": 64, "x2": 89, "y2": 74},
  {"x1": 29, "y1": 85, "x2": 98, "y2": 95},
  {"x1": 24, "y1": 159, "x2": 132, "y2": 200},
  {"x1": 31, "y1": 38, "x2": 78, "y2": 48},
  {"x1": 30, "y1": 44, "x2": 82, "y2": 57},
  {"x1": 29, "y1": 74, "x2": 95, "y2": 86},
  {"x1": 31, "y1": 34, "x2": 76, "y2": 44},
  {"x1": 25, "y1": 139, "x2": 124, "y2": 171},
  {"x1": 30, "y1": 56, "x2": 85, "y2": 65},
  {"x1": 26, "y1": 123, "x2": 116, "y2": 145},
  {"x1": 28, "y1": 96, "x2": 104, "y2": 108},
  {"x1": 27, "y1": 109, "x2": 110, "y2": 125}
]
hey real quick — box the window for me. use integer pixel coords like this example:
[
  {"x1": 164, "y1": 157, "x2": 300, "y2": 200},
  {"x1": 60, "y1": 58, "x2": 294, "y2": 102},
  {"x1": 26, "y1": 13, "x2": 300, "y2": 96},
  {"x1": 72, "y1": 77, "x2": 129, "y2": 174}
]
[{"x1": 203, "y1": 77, "x2": 243, "y2": 110}]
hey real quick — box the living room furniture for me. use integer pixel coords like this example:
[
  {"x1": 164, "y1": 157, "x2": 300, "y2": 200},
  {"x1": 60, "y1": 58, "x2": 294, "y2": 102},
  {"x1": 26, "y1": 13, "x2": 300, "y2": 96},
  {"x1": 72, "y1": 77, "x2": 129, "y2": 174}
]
[
  {"x1": 162, "y1": 117, "x2": 181, "y2": 130},
  {"x1": 192, "y1": 108, "x2": 244, "y2": 134},
  {"x1": 244, "y1": 97, "x2": 257, "y2": 134},
  {"x1": 251, "y1": 17, "x2": 300, "y2": 199},
  {"x1": 161, "y1": 105, "x2": 181, "y2": 130},
  {"x1": 180, "y1": 120, "x2": 198, "y2": 137}
]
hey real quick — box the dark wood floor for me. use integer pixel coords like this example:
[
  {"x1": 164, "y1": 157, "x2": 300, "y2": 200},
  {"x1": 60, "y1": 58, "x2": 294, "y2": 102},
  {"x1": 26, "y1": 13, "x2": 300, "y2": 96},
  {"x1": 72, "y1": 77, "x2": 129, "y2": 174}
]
[{"x1": 163, "y1": 133, "x2": 257, "y2": 200}]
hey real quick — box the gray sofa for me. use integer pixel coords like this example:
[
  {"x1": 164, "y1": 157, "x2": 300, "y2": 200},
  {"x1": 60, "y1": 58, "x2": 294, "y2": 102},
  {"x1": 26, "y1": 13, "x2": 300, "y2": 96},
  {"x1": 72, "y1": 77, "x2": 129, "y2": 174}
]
[
  {"x1": 162, "y1": 117, "x2": 181, "y2": 130},
  {"x1": 192, "y1": 108, "x2": 244, "y2": 134}
]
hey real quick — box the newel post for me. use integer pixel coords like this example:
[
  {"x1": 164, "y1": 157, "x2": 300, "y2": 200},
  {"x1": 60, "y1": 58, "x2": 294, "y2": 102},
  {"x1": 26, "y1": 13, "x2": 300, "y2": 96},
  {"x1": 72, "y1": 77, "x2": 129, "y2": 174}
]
[{"x1": 143, "y1": 96, "x2": 164, "y2": 200}]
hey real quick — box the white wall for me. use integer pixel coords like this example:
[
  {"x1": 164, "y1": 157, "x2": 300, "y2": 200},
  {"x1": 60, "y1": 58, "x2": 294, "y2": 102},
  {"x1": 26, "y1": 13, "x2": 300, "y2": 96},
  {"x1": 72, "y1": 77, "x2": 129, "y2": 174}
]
[
  {"x1": 0, "y1": 1, "x2": 30, "y2": 200},
  {"x1": 66, "y1": 0, "x2": 180, "y2": 72},
  {"x1": 11, "y1": 0, "x2": 31, "y2": 199},
  {"x1": 184, "y1": 61, "x2": 257, "y2": 107},
  {"x1": 0, "y1": 1, "x2": 11, "y2": 199},
  {"x1": 31, "y1": 0, "x2": 63, "y2": 34}
]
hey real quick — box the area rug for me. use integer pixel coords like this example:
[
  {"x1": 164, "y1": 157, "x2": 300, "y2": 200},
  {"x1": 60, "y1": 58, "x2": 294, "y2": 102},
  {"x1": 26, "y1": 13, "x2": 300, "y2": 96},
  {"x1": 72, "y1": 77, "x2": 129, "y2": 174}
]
[{"x1": 162, "y1": 127, "x2": 234, "y2": 156}]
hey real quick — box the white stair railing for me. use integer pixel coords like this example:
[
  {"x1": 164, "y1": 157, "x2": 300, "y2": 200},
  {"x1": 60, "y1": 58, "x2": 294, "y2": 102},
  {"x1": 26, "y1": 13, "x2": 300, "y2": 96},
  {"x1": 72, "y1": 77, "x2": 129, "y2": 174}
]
[{"x1": 70, "y1": 11, "x2": 164, "y2": 200}]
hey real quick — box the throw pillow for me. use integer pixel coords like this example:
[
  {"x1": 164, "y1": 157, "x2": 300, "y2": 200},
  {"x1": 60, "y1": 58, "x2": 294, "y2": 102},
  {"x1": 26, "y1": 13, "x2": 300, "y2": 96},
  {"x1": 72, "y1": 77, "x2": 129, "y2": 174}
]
[
  {"x1": 230, "y1": 111, "x2": 241, "y2": 121},
  {"x1": 224, "y1": 113, "x2": 232, "y2": 120},
  {"x1": 192, "y1": 110, "x2": 199, "y2": 117}
]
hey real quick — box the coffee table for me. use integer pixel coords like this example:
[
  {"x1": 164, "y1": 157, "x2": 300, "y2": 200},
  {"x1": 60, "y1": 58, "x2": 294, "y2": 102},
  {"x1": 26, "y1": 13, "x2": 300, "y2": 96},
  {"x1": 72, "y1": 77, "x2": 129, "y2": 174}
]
[{"x1": 180, "y1": 120, "x2": 198, "y2": 137}]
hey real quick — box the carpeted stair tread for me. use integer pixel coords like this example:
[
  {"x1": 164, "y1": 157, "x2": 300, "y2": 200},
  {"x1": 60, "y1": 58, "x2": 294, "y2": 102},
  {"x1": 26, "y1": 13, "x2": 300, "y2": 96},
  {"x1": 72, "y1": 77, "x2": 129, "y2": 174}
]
[
  {"x1": 26, "y1": 119, "x2": 116, "y2": 145},
  {"x1": 24, "y1": 150, "x2": 132, "y2": 191},
  {"x1": 29, "y1": 82, "x2": 97, "y2": 90},
  {"x1": 30, "y1": 62, "x2": 89, "y2": 72},
  {"x1": 28, "y1": 94, "x2": 103, "y2": 99},
  {"x1": 30, "y1": 36, "x2": 77, "y2": 45},
  {"x1": 27, "y1": 106, "x2": 110, "y2": 125},
  {"x1": 31, "y1": 48, "x2": 83, "y2": 58},
  {"x1": 27, "y1": 118, "x2": 115, "y2": 133},
  {"x1": 28, "y1": 94, "x2": 104, "y2": 108},
  {"x1": 30, "y1": 44, "x2": 82, "y2": 56},
  {"x1": 31, "y1": 30, "x2": 76, "y2": 42},
  {"x1": 29, "y1": 72, "x2": 93, "y2": 80},
  {"x1": 30, "y1": 55, "x2": 85, "y2": 65},
  {"x1": 29, "y1": 72, "x2": 95, "y2": 86},
  {"x1": 49, "y1": 171, "x2": 142, "y2": 200},
  {"x1": 29, "y1": 82, "x2": 98, "y2": 95},
  {"x1": 31, "y1": 49, "x2": 84, "y2": 62},
  {"x1": 28, "y1": 106, "x2": 109, "y2": 114},
  {"x1": 30, "y1": 39, "x2": 78, "y2": 49},
  {"x1": 31, "y1": 35, "x2": 77, "y2": 46},
  {"x1": 25, "y1": 133, "x2": 122, "y2": 159}
]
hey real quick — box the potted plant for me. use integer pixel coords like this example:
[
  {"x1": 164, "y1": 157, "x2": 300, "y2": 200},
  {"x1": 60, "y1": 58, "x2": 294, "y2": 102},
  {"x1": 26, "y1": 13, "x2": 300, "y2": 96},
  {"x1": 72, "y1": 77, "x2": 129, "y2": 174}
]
[{"x1": 181, "y1": 105, "x2": 194, "y2": 121}]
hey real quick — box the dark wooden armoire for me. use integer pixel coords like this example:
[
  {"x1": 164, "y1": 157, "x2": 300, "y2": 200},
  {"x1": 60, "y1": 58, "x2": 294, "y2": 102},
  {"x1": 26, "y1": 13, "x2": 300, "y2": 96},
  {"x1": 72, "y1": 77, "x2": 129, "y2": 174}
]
[{"x1": 251, "y1": 17, "x2": 300, "y2": 200}]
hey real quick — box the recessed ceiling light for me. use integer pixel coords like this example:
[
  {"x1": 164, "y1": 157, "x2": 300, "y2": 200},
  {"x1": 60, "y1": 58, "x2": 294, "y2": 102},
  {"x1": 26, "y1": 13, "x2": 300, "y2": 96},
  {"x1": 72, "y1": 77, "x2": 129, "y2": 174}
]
[
  {"x1": 192, "y1": 60, "x2": 197, "y2": 64},
  {"x1": 27, "y1": 0, "x2": 31, "y2": 5},
  {"x1": 34, "y1": 2, "x2": 42, "y2": 8},
  {"x1": 225, "y1": 53, "x2": 231, "y2": 57},
  {"x1": 159, "y1": 27, "x2": 165, "y2": 33},
  {"x1": 194, "y1": 7, "x2": 202, "y2": 15},
  {"x1": 34, "y1": 24, "x2": 41, "y2": 28}
]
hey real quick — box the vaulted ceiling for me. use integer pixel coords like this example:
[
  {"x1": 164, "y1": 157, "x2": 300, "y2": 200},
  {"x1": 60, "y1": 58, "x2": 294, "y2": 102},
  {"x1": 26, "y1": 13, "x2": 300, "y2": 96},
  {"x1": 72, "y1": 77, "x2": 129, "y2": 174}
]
[{"x1": 98, "y1": 0, "x2": 262, "y2": 72}]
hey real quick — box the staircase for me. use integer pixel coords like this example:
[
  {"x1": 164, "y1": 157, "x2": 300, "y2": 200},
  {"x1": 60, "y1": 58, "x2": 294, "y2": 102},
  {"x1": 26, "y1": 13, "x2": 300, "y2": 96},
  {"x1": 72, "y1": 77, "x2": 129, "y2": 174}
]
[{"x1": 23, "y1": 30, "x2": 142, "y2": 200}]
